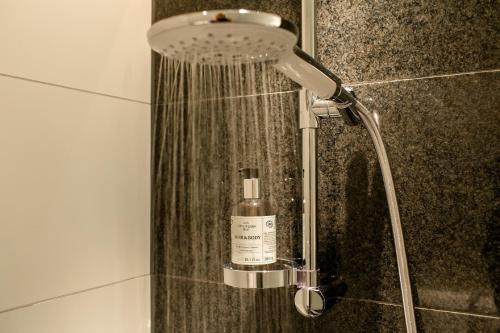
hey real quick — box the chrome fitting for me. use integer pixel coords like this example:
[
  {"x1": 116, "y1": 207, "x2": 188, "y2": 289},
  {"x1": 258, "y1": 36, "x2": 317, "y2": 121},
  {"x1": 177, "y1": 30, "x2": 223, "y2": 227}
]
[
  {"x1": 299, "y1": 90, "x2": 319, "y2": 129},
  {"x1": 222, "y1": 260, "x2": 322, "y2": 289},
  {"x1": 294, "y1": 287, "x2": 327, "y2": 317},
  {"x1": 223, "y1": 260, "x2": 297, "y2": 289},
  {"x1": 310, "y1": 97, "x2": 342, "y2": 118},
  {"x1": 310, "y1": 88, "x2": 361, "y2": 126},
  {"x1": 295, "y1": 267, "x2": 319, "y2": 288}
]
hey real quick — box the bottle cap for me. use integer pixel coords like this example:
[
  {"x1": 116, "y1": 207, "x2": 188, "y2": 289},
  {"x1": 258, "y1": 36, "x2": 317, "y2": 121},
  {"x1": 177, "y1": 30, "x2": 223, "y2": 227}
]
[{"x1": 239, "y1": 168, "x2": 259, "y2": 199}]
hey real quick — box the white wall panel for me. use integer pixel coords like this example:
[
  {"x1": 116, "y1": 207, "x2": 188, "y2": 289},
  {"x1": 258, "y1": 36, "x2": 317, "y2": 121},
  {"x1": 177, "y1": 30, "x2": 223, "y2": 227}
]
[
  {"x1": 0, "y1": 76, "x2": 150, "y2": 311},
  {"x1": 0, "y1": 0, "x2": 151, "y2": 102},
  {"x1": 0, "y1": 276, "x2": 150, "y2": 333}
]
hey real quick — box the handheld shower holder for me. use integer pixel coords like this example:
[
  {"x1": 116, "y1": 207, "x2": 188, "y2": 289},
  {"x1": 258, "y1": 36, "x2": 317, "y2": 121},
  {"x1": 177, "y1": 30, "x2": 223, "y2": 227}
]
[{"x1": 307, "y1": 88, "x2": 361, "y2": 127}]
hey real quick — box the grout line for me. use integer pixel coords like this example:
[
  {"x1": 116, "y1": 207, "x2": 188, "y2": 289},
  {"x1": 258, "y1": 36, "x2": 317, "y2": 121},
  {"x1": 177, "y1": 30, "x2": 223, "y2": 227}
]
[
  {"x1": 160, "y1": 273, "x2": 222, "y2": 286},
  {"x1": 0, "y1": 274, "x2": 150, "y2": 315},
  {"x1": 414, "y1": 306, "x2": 500, "y2": 320},
  {"x1": 333, "y1": 296, "x2": 500, "y2": 320},
  {"x1": 152, "y1": 89, "x2": 300, "y2": 107},
  {"x1": 336, "y1": 296, "x2": 403, "y2": 308},
  {"x1": 345, "y1": 69, "x2": 500, "y2": 87},
  {"x1": 0, "y1": 72, "x2": 150, "y2": 105},
  {"x1": 156, "y1": 275, "x2": 500, "y2": 321},
  {"x1": 151, "y1": 68, "x2": 499, "y2": 107}
]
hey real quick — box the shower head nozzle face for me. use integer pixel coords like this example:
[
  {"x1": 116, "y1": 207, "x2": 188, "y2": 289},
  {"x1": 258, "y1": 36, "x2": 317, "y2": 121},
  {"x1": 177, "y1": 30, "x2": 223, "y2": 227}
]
[{"x1": 148, "y1": 10, "x2": 298, "y2": 65}]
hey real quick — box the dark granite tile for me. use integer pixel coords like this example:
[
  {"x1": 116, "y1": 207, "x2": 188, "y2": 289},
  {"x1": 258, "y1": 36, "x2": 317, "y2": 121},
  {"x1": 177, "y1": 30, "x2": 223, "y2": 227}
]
[
  {"x1": 153, "y1": 91, "x2": 303, "y2": 281},
  {"x1": 316, "y1": 0, "x2": 500, "y2": 83},
  {"x1": 151, "y1": 53, "x2": 163, "y2": 106},
  {"x1": 152, "y1": 275, "x2": 304, "y2": 333},
  {"x1": 318, "y1": 71, "x2": 500, "y2": 315},
  {"x1": 318, "y1": 110, "x2": 403, "y2": 304},
  {"x1": 153, "y1": 275, "x2": 500, "y2": 332},
  {"x1": 152, "y1": 275, "x2": 408, "y2": 333},
  {"x1": 417, "y1": 308, "x2": 500, "y2": 333},
  {"x1": 308, "y1": 298, "x2": 406, "y2": 333}
]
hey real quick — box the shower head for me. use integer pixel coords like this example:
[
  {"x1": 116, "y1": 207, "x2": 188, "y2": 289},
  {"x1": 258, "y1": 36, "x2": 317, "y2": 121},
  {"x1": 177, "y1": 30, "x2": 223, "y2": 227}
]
[
  {"x1": 148, "y1": 9, "x2": 352, "y2": 101},
  {"x1": 148, "y1": 9, "x2": 298, "y2": 64}
]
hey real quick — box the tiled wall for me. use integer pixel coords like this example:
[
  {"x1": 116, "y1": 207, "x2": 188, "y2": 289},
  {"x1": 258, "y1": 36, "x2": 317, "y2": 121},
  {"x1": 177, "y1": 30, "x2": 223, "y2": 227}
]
[
  {"x1": 315, "y1": 1, "x2": 499, "y2": 331},
  {"x1": 152, "y1": 0, "x2": 499, "y2": 332},
  {"x1": 0, "y1": 0, "x2": 151, "y2": 331}
]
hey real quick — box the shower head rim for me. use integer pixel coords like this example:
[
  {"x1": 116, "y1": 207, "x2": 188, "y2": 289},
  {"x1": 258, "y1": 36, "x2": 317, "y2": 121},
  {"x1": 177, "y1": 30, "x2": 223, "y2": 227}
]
[
  {"x1": 147, "y1": 9, "x2": 299, "y2": 64},
  {"x1": 148, "y1": 9, "x2": 299, "y2": 44}
]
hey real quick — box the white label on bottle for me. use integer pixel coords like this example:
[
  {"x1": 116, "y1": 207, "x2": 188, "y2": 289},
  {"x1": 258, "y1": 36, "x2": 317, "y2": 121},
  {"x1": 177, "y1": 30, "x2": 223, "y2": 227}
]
[{"x1": 231, "y1": 215, "x2": 276, "y2": 265}]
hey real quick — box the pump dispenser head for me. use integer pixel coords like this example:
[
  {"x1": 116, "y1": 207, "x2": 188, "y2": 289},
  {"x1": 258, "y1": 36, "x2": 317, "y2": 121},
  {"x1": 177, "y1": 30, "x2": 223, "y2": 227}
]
[{"x1": 240, "y1": 168, "x2": 260, "y2": 199}]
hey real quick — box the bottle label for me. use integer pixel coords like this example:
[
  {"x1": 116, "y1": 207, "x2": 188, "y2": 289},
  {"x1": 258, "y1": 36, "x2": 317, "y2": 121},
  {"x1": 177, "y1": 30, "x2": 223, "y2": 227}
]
[{"x1": 231, "y1": 215, "x2": 276, "y2": 265}]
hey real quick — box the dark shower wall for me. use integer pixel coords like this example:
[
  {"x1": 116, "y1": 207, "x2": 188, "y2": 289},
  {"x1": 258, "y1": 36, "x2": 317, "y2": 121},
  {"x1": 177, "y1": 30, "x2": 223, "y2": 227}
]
[
  {"x1": 152, "y1": 1, "x2": 500, "y2": 332},
  {"x1": 315, "y1": 1, "x2": 499, "y2": 331}
]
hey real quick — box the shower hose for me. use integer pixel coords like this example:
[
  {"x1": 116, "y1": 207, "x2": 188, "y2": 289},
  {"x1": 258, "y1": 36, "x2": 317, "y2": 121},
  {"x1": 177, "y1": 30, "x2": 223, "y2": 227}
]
[{"x1": 352, "y1": 100, "x2": 417, "y2": 333}]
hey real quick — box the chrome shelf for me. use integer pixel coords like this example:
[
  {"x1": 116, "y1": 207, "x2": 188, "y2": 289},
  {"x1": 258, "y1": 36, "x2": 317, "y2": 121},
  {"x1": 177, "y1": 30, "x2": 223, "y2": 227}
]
[{"x1": 223, "y1": 260, "x2": 297, "y2": 289}]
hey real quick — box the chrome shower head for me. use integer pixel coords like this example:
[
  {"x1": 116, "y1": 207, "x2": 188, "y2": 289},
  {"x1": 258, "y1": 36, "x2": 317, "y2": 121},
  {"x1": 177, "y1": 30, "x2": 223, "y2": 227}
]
[
  {"x1": 148, "y1": 9, "x2": 298, "y2": 65},
  {"x1": 148, "y1": 9, "x2": 352, "y2": 101}
]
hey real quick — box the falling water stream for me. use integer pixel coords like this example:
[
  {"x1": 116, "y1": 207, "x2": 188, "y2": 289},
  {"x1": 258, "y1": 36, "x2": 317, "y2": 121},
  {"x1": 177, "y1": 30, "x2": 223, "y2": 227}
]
[{"x1": 153, "y1": 56, "x2": 304, "y2": 332}]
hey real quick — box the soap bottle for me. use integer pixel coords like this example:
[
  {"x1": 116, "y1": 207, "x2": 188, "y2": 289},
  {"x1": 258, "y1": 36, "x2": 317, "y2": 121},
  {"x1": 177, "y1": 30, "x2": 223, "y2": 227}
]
[{"x1": 231, "y1": 168, "x2": 277, "y2": 270}]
